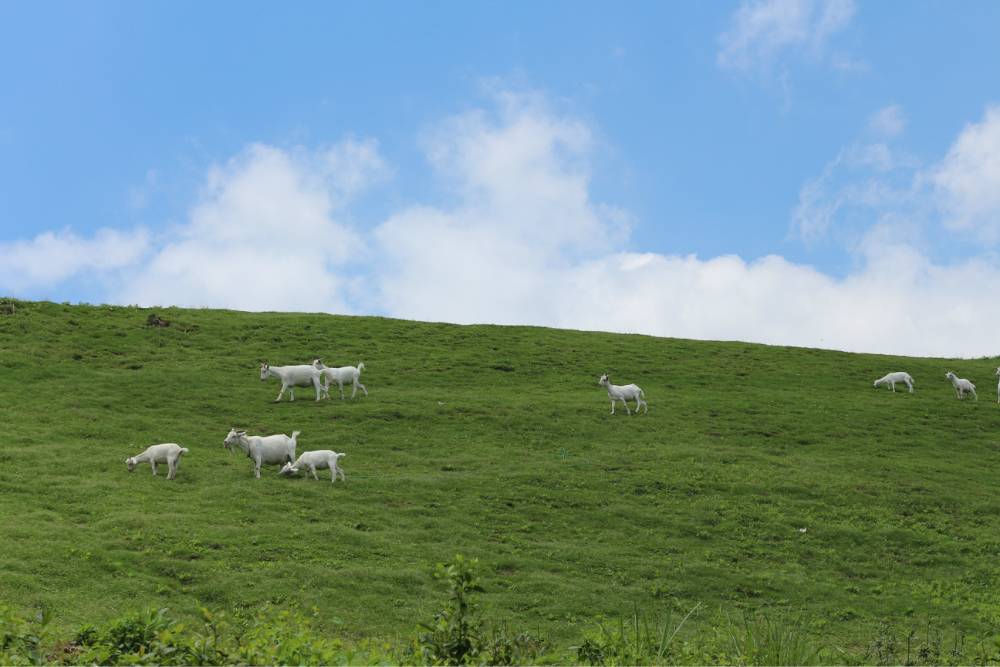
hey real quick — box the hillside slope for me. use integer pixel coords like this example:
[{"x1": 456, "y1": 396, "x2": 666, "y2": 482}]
[{"x1": 1, "y1": 300, "x2": 999, "y2": 648}]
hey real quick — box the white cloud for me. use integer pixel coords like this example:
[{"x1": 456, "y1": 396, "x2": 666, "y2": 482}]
[
  {"x1": 8, "y1": 94, "x2": 1000, "y2": 358},
  {"x1": 932, "y1": 105, "x2": 1000, "y2": 242},
  {"x1": 319, "y1": 138, "x2": 392, "y2": 205},
  {"x1": 551, "y1": 247, "x2": 1000, "y2": 358},
  {"x1": 791, "y1": 140, "x2": 916, "y2": 244},
  {"x1": 372, "y1": 92, "x2": 630, "y2": 323},
  {"x1": 868, "y1": 105, "x2": 906, "y2": 139},
  {"x1": 717, "y1": 0, "x2": 857, "y2": 71},
  {"x1": 368, "y1": 94, "x2": 1000, "y2": 357},
  {"x1": 0, "y1": 228, "x2": 150, "y2": 292},
  {"x1": 116, "y1": 141, "x2": 378, "y2": 312},
  {"x1": 795, "y1": 104, "x2": 1000, "y2": 251}
]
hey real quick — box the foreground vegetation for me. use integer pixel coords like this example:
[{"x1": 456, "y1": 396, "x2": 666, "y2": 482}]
[
  {"x1": 2, "y1": 556, "x2": 998, "y2": 665},
  {"x1": 2, "y1": 299, "x2": 1000, "y2": 663}
]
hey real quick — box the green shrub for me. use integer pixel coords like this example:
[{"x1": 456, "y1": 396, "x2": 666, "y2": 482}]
[
  {"x1": 0, "y1": 605, "x2": 49, "y2": 666},
  {"x1": 417, "y1": 555, "x2": 484, "y2": 665},
  {"x1": 57, "y1": 606, "x2": 396, "y2": 666},
  {"x1": 414, "y1": 555, "x2": 542, "y2": 665},
  {"x1": 72, "y1": 608, "x2": 175, "y2": 664}
]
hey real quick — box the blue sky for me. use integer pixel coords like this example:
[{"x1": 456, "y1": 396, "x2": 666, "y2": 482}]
[{"x1": 3, "y1": 1, "x2": 1000, "y2": 356}]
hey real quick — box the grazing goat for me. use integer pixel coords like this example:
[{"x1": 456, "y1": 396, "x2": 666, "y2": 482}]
[
  {"x1": 280, "y1": 450, "x2": 346, "y2": 483},
  {"x1": 259, "y1": 361, "x2": 324, "y2": 402},
  {"x1": 312, "y1": 359, "x2": 367, "y2": 400},
  {"x1": 224, "y1": 428, "x2": 298, "y2": 478},
  {"x1": 125, "y1": 443, "x2": 188, "y2": 480},
  {"x1": 945, "y1": 372, "x2": 977, "y2": 401},
  {"x1": 873, "y1": 371, "x2": 914, "y2": 393},
  {"x1": 598, "y1": 373, "x2": 648, "y2": 415}
]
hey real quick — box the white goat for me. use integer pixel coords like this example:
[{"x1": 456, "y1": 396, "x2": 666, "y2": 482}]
[
  {"x1": 224, "y1": 428, "x2": 298, "y2": 478},
  {"x1": 280, "y1": 450, "x2": 346, "y2": 483},
  {"x1": 125, "y1": 443, "x2": 189, "y2": 480},
  {"x1": 995, "y1": 367, "x2": 1000, "y2": 404},
  {"x1": 945, "y1": 371, "x2": 977, "y2": 401},
  {"x1": 873, "y1": 371, "x2": 914, "y2": 393},
  {"x1": 259, "y1": 361, "x2": 324, "y2": 402},
  {"x1": 598, "y1": 373, "x2": 648, "y2": 415},
  {"x1": 312, "y1": 359, "x2": 367, "y2": 400}
]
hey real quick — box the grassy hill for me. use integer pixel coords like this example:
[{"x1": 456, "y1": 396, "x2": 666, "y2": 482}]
[{"x1": 2, "y1": 299, "x2": 1000, "y2": 659}]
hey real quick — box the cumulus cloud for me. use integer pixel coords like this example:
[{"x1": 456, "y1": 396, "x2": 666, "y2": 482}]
[
  {"x1": 932, "y1": 105, "x2": 1000, "y2": 242},
  {"x1": 7, "y1": 94, "x2": 1000, "y2": 357},
  {"x1": 717, "y1": 0, "x2": 857, "y2": 71},
  {"x1": 368, "y1": 94, "x2": 1000, "y2": 357},
  {"x1": 553, "y1": 246, "x2": 1000, "y2": 358},
  {"x1": 0, "y1": 228, "x2": 150, "y2": 292},
  {"x1": 114, "y1": 142, "x2": 380, "y2": 312},
  {"x1": 372, "y1": 93, "x2": 630, "y2": 323}
]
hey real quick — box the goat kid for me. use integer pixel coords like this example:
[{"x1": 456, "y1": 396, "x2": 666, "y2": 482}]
[
  {"x1": 598, "y1": 373, "x2": 648, "y2": 415},
  {"x1": 280, "y1": 450, "x2": 346, "y2": 483},
  {"x1": 224, "y1": 428, "x2": 298, "y2": 478},
  {"x1": 259, "y1": 361, "x2": 324, "y2": 402},
  {"x1": 873, "y1": 371, "x2": 914, "y2": 393},
  {"x1": 945, "y1": 371, "x2": 977, "y2": 401},
  {"x1": 125, "y1": 443, "x2": 189, "y2": 480},
  {"x1": 312, "y1": 359, "x2": 367, "y2": 400}
]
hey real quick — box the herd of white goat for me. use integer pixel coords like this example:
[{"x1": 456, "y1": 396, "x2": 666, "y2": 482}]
[
  {"x1": 123, "y1": 353, "x2": 1000, "y2": 482},
  {"x1": 874, "y1": 367, "x2": 1000, "y2": 402},
  {"x1": 124, "y1": 358, "x2": 362, "y2": 482}
]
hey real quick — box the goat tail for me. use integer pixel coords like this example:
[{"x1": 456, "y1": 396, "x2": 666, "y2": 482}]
[
  {"x1": 357, "y1": 361, "x2": 365, "y2": 373},
  {"x1": 291, "y1": 430, "x2": 301, "y2": 441},
  {"x1": 180, "y1": 447, "x2": 190, "y2": 455}
]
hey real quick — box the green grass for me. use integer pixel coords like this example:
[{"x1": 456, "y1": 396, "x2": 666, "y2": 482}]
[{"x1": 2, "y1": 299, "x2": 1000, "y2": 657}]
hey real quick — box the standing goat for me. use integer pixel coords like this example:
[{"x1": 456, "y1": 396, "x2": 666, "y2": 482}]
[
  {"x1": 312, "y1": 359, "x2": 367, "y2": 400},
  {"x1": 280, "y1": 450, "x2": 346, "y2": 483},
  {"x1": 125, "y1": 443, "x2": 189, "y2": 480},
  {"x1": 945, "y1": 372, "x2": 977, "y2": 401},
  {"x1": 873, "y1": 371, "x2": 914, "y2": 393},
  {"x1": 598, "y1": 373, "x2": 648, "y2": 415},
  {"x1": 223, "y1": 428, "x2": 298, "y2": 478},
  {"x1": 259, "y1": 361, "x2": 324, "y2": 402}
]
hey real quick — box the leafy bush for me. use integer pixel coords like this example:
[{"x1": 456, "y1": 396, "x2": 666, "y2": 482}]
[
  {"x1": 57, "y1": 606, "x2": 395, "y2": 666},
  {"x1": 8, "y1": 590, "x2": 1000, "y2": 665},
  {"x1": 72, "y1": 608, "x2": 175, "y2": 664},
  {"x1": 0, "y1": 605, "x2": 48, "y2": 666},
  {"x1": 414, "y1": 555, "x2": 542, "y2": 665}
]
